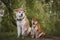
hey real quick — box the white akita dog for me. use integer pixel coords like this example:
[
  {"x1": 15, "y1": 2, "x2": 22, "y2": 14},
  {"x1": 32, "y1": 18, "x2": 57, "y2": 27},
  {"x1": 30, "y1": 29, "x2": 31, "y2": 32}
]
[{"x1": 14, "y1": 9, "x2": 31, "y2": 38}]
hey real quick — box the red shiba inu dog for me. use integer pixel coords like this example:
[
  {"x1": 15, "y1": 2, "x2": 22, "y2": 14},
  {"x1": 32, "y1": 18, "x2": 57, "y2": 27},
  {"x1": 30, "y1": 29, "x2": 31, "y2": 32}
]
[
  {"x1": 15, "y1": 9, "x2": 31, "y2": 38},
  {"x1": 31, "y1": 18, "x2": 45, "y2": 38}
]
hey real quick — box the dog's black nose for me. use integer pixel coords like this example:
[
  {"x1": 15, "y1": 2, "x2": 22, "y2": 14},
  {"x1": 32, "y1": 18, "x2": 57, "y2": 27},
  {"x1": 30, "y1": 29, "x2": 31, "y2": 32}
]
[
  {"x1": 21, "y1": 14, "x2": 23, "y2": 17},
  {"x1": 19, "y1": 14, "x2": 23, "y2": 17}
]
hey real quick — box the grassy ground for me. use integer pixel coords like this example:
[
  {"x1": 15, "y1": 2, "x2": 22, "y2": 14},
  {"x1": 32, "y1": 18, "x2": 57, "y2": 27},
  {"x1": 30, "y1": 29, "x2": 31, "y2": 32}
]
[
  {"x1": 0, "y1": 32, "x2": 17, "y2": 40},
  {"x1": 0, "y1": 32, "x2": 60, "y2": 40}
]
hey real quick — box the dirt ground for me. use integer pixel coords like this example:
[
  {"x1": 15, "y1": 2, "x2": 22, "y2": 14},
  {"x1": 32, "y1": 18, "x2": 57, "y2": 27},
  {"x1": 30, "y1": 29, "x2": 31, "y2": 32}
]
[
  {"x1": 17, "y1": 36, "x2": 60, "y2": 40},
  {"x1": 0, "y1": 33, "x2": 60, "y2": 40}
]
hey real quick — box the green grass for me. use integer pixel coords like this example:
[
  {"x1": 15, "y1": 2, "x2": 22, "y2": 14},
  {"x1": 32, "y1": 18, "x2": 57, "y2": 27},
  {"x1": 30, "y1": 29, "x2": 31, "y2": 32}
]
[
  {"x1": 0, "y1": 32, "x2": 17, "y2": 40},
  {"x1": 0, "y1": 32, "x2": 31, "y2": 40}
]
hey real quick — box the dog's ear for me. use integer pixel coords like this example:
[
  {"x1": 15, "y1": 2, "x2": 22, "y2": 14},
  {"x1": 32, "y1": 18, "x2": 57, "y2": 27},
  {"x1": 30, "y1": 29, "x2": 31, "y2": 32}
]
[
  {"x1": 22, "y1": 9, "x2": 26, "y2": 13},
  {"x1": 15, "y1": 9, "x2": 20, "y2": 12},
  {"x1": 15, "y1": 9, "x2": 18, "y2": 12},
  {"x1": 23, "y1": 9, "x2": 26, "y2": 13},
  {"x1": 14, "y1": 9, "x2": 20, "y2": 14}
]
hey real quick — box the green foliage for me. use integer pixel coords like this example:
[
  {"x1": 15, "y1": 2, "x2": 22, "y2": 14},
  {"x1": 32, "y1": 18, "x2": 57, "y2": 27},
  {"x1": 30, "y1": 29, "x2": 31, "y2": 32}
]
[{"x1": 1, "y1": 8, "x2": 16, "y2": 32}]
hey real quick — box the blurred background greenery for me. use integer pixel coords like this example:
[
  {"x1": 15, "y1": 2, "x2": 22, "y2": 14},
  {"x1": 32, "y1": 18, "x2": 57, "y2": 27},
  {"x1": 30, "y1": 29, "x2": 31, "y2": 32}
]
[{"x1": 0, "y1": 0, "x2": 60, "y2": 40}]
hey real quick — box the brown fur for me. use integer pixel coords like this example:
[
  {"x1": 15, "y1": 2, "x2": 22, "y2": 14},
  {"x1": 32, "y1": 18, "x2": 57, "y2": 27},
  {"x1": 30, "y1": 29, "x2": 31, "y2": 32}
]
[{"x1": 25, "y1": 16, "x2": 30, "y2": 30}]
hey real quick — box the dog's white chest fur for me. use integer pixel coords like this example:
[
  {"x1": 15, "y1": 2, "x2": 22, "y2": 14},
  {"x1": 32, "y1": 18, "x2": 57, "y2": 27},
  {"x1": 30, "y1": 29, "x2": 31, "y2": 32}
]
[{"x1": 16, "y1": 18, "x2": 25, "y2": 27}]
